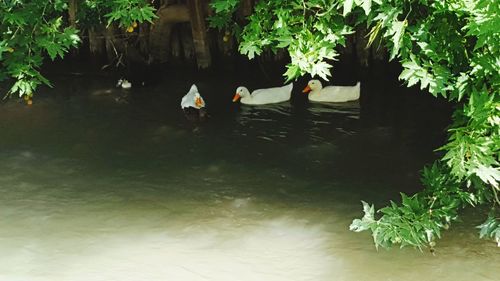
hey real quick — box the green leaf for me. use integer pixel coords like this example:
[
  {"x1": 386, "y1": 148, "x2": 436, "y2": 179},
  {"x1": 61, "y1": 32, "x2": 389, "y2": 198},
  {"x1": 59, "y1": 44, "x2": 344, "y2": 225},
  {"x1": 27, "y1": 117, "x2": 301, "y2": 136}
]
[
  {"x1": 239, "y1": 41, "x2": 261, "y2": 59},
  {"x1": 311, "y1": 61, "x2": 332, "y2": 80},
  {"x1": 474, "y1": 165, "x2": 500, "y2": 188},
  {"x1": 362, "y1": 200, "x2": 375, "y2": 218},
  {"x1": 284, "y1": 64, "x2": 301, "y2": 82},
  {"x1": 398, "y1": 69, "x2": 413, "y2": 81},
  {"x1": 388, "y1": 20, "x2": 406, "y2": 59},
  {"x1": 343, "y1": 0, "x2": 354, "y2": 16},
  {"x1": 362, "y1": 0, "x2": 372, "y2": 15}
]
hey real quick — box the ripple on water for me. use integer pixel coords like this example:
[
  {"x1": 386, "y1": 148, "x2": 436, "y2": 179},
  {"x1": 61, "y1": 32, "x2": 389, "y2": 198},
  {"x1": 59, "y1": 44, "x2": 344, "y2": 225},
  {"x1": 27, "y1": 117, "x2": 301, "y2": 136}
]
[{"x1": 0, "y1": 79, "x2": 498, "y2": 281}]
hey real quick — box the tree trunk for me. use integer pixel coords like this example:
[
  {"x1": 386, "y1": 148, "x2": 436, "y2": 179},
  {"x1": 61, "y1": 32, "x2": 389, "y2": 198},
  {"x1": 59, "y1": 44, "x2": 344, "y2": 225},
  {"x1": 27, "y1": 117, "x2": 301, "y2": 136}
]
[
  {"x1": 170, "y1": 26, "x2": 182, "y2": 61},
  {"x1": 88, "y1": 27, "x2": 106, "y2": 55},
  {"x1": 187, "y1": 0, "x2": 211, "y2": 68},
  {"x1": 68, "y1": 0, "x2": 77, "y2": 27},
  {"x1": 180, "y1": 23, "x2": 195, "y2": 63},
  {"x1": 240, "y1": 0, "x2": 254, "y2": 17},
  {"x1": 149, "y1": 4, "x2": 190, "y2": 63},
  {"x1": 105, "y1": 25, "x2": 125, "y2": 65}
]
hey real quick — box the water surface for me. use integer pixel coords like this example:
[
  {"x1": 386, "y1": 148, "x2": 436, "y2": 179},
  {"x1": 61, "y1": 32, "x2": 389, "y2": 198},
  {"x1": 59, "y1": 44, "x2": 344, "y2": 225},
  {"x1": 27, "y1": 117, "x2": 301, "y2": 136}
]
[{"x1": 0, "y1": 67, "x2": 498, "y2": 281}]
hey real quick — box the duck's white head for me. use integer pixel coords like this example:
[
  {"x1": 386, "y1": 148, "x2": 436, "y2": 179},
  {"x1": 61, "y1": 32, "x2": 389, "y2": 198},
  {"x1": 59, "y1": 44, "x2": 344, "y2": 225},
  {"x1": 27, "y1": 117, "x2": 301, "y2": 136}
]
[
  {"x1": 233, "y1": 86, "x2": 250, "y2": 102},
  {"x1": 189, "y1": 84, "x2": 198, "y2": 93},
  {"x1": 302, "y1": 80, "x2": 322, "y2": 93},
  {"x1": 116, "y1": 79, "x2": 124, "y2": 87},
  {"x1": 194, "y1": 92, "x2": 205, "y2": 108}
]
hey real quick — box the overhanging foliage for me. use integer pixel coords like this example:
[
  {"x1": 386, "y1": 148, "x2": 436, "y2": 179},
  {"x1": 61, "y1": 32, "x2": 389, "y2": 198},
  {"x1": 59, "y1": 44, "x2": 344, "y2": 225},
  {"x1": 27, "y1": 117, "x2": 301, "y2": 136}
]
[
  {"x1": 209, "y1": 0, "x2": 500, "y2": 249},
  {"x1": 0, "y1": 0, "x2": 156, "y2": 99}
]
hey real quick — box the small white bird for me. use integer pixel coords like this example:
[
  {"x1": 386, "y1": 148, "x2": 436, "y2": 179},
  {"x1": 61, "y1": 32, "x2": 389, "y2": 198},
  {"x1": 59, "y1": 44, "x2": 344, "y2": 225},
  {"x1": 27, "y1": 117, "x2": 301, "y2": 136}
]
[
  {"x1": 116, "y1": 79, "x2": 132, "y2": 89},
  {"x1": 232, "y1": 83, "x2": 293, "y2": 105},
  {"x1": 303, "y1": 80, "x2": 360, "y2": 102},
  {"x1": 181, "y1": 84, "x2": 205, "y2": 110}
]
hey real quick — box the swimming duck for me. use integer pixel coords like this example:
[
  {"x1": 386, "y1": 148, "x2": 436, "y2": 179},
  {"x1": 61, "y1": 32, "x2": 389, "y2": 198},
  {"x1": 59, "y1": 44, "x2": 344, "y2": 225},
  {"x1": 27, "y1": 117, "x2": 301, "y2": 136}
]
[
  {"x1": 232, "y1": 83, "x2": 293, "y2": 105},
  {"x1": 181, "y1": 84, "x2": 208, "y2": 120},
  {"x1": 303, "y1": 80, "x2": 360, "y2": 102},
  {"x1": 116, "y1": 79, "x2": 132, "y2": 89}
]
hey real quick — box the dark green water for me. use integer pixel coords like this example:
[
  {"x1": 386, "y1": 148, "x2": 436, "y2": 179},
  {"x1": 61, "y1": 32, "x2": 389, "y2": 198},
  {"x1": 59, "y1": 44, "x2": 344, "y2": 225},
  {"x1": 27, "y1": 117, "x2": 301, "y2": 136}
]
[{"x1": 0, "y1": 65, "x2": 498, "y2": 281}]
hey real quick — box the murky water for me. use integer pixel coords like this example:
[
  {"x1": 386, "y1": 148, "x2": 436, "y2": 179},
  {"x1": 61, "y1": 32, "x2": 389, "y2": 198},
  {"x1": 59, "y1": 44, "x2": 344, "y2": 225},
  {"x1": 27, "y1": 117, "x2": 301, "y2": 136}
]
[{"x1": 0, "y1": 65, "x2": 498, "y2": 281}]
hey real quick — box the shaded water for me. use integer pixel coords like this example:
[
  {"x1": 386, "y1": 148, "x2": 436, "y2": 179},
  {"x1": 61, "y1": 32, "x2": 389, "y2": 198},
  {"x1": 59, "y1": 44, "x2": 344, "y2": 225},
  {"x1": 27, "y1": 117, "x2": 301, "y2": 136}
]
[{"x1": 0, "y1": 65, "x2": 498, "y2": 281}]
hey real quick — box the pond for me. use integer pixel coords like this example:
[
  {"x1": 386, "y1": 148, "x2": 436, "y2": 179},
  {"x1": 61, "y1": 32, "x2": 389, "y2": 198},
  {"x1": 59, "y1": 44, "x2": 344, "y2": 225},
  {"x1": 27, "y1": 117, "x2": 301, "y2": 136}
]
[{"x1": 0, "y1": 63, "x2": 498, "y2": 281}]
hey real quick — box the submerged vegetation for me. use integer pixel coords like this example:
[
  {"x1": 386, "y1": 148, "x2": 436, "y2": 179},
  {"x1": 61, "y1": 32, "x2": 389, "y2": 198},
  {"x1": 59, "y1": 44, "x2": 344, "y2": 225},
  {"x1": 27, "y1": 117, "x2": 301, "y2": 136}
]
[{"x1": 1, "y1": 0, "x2": 499, "y2": 249}]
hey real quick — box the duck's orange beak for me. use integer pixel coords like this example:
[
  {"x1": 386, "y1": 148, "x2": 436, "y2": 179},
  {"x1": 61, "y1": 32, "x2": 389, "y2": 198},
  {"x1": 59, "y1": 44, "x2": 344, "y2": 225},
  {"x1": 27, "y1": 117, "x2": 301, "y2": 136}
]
[
  {"x1": 232, "y1": 93, "x2": 241, "y2": 102},
  {"x1": 302, "y1": 85, "x2": 311, "y2": 93},
  {"x1": 195, "y1": 97, "x2": 204, "y2": 108}
]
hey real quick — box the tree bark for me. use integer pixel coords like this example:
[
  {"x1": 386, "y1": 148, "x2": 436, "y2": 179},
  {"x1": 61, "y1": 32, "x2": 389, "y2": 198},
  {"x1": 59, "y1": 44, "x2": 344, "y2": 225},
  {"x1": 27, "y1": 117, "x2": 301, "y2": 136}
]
[
  {"x1": 68, "y1": 0, "x2": 77, "y2": 27},
  {"x1": 240, "y1": 0, "x2": 254, "y2": 17},
  {"x1": 88, "y1": 27, "x2": 105, "y2": 55},
  {"x1": 187, "y1": 0, "x2": 211, "y2": 68},
  {"x1": 180, "y1": 23, "x2": 195, "y2": 62},
  {"x1": 149, "y1": 4, "x2": 190, "y2": 63}
]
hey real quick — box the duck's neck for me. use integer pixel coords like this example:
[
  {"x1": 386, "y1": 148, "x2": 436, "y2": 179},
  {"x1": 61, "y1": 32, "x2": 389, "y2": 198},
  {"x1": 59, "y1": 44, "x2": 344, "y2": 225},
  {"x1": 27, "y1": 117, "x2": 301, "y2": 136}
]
[
  {"x1": 310, "y1": 87, "x2": 322, "y2": 96},
  {"x1": 241, "y1": 88, "x2": 252, "y2": 101}
]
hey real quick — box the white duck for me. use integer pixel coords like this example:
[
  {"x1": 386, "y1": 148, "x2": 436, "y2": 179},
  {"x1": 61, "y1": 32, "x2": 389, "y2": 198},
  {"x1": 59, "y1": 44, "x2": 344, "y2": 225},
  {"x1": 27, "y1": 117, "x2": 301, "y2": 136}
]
[
  {"x1": 181, "y1": 84, "x2": 207, "y2": 121},
  {"x1": 232, "y1": 83, "x2": 293, "y2": 105},
  {"x1": 181, "y1": 84, "x2": 205, "y2": 110},
  {"x1": 303, "y1": 80, "x2": 360, "y2": 102},
  {"x1": 116, "y1": 78, "x2": 132, "y2": 89}
]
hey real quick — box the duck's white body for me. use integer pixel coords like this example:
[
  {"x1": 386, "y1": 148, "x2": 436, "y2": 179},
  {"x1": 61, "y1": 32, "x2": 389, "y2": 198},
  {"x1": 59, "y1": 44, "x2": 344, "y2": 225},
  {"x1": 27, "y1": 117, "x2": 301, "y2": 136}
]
[
  {"x1": 116, "y1": 79, "x2": 132, "y2": 89},
  {"x1": 233, "y1": 83, "x2": 293, "y2": 105},
  {"x1": 304, "y1": 80, "x2": 360, "y2": 102},
  {"x1": 181, "y1": 84, "x2": 205, "y2": 109}
]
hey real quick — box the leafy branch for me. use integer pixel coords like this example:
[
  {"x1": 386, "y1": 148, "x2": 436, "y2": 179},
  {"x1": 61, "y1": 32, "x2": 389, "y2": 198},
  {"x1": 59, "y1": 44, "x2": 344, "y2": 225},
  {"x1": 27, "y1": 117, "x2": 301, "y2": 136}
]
[{"x1": 210, "y1": 0, "x2": 500, "y2": 248}]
